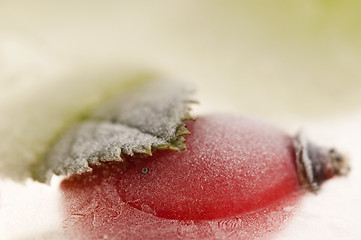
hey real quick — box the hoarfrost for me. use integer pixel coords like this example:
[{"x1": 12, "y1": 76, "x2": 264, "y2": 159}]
[{"x1": 37, "y1": 81, "x2": 195, "y2": 181}]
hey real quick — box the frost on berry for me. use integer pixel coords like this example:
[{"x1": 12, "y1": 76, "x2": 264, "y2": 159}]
[
  {"x1": 59, "y1": 103, "x2": 349, "y2": 239},
  {"x1": 61, "y1": 115, "x2": 304, "y2": 239},
  {"x1": 108, "y1": 115, "x2": 301, "y2": 220}
]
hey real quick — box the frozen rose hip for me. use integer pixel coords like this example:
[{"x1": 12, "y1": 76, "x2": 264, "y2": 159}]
[
  {"x1": 113, "y1": 114, "x2": 348, "y2": 220},
  {"x1": 61, "y1": 114, "x2": 349, "y2": 239},
  {"x1": 116, "y1": 114, "x2": 300, "y2": 220}
]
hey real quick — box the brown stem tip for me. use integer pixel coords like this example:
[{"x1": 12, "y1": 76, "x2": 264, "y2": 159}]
[{"x1": 293, "y1": 131, "x2": 350, "y2": 191}]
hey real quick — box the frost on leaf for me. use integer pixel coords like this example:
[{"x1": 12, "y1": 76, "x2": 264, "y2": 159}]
[{"x1": 34, "y1": 81, "x2": 196, "y2": 182}]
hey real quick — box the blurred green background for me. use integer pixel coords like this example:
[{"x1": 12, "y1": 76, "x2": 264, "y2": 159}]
[
  {"x1": 1, "y1": 0, "x2": 361, "y2": 179},
  {"x1": 0, "y1": 0, "x2": 361, "y2": 118},
  {"x1": 2, "y1": 0, "x2": 361, "y2": 119}
]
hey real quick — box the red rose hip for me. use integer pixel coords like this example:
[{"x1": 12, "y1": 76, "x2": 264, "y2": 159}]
[
  {"x1": 61, "y1": 114, "x2": 349, "y2": 239},
  {"x1": 116, "y1": 114, "x2": 300, "y2": 220}
]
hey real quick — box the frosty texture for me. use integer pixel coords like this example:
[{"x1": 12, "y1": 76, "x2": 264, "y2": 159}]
[
  {"x1": 61, "y1": 114, "x2": 303, "y2": 239},
  {"x1": 116, "y1": 115, "x2": 300, "y2": 220},
  {"x1": 38, "y1": 81, "x2": 195, "y2": 181}
]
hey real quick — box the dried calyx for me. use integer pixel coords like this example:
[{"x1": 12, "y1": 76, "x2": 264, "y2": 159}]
[{"x1": 293, "y1": 132, "x2": 350, "y2": 191}]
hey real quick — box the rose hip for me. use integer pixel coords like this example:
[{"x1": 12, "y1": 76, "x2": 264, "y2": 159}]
[
  {"x1": 116, "y1": 114, "x2": 300, "y2": 220},
  {"x1": 61, "y1": 114, "x2": 349, "y2": 239}
]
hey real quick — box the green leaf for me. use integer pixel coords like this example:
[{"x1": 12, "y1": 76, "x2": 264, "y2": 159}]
[
  {"x1": 0, "y1": 70, "x2": 153, "y2": 182},
  {"x1": 32, "y1": 81, "x2": 196, "y2": 182}
]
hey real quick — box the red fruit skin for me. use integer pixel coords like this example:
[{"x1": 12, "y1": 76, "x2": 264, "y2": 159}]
[{"x1": 61, "y1": 114, "x2": 304, "y2": 239}]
